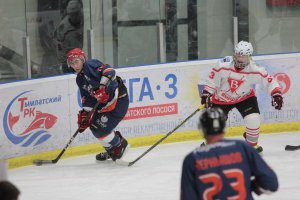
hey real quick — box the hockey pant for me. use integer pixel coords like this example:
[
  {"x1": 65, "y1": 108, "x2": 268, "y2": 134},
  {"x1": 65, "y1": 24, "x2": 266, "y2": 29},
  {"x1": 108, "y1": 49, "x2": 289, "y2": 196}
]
[
  {"x1": 212, "y1": 96, "x2": 261, "y2": 146},
  {"x1": 90, "y1": 94, "x2": 129, "y2": 148}
]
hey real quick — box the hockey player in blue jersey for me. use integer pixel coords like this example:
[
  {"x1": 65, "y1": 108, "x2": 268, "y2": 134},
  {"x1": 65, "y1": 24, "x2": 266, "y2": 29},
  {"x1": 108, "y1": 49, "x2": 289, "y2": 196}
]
[
  {"x1": 66, "y1": 48, "x2": 129, "y2": 161},
  {"x1": 180, "y1": 108, "x2": 278, "y2": 200}
]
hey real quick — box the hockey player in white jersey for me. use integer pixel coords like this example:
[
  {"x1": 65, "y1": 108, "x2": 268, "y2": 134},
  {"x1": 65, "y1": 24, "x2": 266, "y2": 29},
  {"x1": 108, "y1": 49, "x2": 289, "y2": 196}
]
[{"x1": 200, "y1": 41, "x2": 283, "y2": 152}]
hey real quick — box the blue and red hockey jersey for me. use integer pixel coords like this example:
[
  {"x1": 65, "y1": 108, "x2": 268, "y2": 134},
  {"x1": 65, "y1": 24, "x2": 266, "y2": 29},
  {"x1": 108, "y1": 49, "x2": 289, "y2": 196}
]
[
  {"x1": 180, "y1": 139, "x2": 278, "y2": 200},
  {"x1": 76, "y1": 59, "x2": 126, "y2": 113}
]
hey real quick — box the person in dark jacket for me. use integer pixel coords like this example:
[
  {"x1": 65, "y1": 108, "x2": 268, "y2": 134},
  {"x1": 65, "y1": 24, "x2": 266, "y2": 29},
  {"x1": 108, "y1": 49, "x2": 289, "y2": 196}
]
[
  {"x1": 54, "y1": 0, "x2": 84, "y2": 73},
  {"x1": 180, "y1": 107, "x2": 278, "y2": 200}
]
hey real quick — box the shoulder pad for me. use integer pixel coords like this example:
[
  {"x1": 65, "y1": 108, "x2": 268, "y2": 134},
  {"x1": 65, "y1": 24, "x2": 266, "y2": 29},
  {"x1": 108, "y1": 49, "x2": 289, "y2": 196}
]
[
  {"x1": 221, "y1": 56, "x2": 233, "y2": 63},
  {"x1": 217, "y1": 56, "x2": 233, "y2": 68},
  {"x1": 85, "y1": 59, "x2": 104, "y2": 70},
  {"x1": 249, "y1": 62, "x2": 268, "y2": 75}
]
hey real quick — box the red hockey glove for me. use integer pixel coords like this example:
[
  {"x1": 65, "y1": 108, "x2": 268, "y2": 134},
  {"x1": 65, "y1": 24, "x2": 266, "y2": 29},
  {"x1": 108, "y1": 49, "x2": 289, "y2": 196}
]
[
  {"x1": 272, "y1": 92, "x2": 283, "y2": 110},
  {"x1": 77, "y1": 110, "x2": 91, "y2": 133},
  {"x1": 201, "y1": 90, "x2": 212, "y2": 108},
  {"x1": 92, "y1": 86, "x2": 110, "y2": 103}
]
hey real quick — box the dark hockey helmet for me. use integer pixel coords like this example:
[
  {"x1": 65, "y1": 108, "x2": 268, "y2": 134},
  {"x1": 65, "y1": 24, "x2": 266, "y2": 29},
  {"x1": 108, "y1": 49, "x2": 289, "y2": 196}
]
[{"x1": 198, "y1": 108, "x2": 226, "y2": 135}]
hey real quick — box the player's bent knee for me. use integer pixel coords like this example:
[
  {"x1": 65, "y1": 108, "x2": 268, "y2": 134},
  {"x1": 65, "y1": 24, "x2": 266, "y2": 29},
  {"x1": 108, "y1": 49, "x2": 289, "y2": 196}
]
[
  {"x1": 244, "y1": 113, "x2": 260, "y2": 128},
  {"x1": 90, "y1": 125, "x2": 111, "y2": 138}
]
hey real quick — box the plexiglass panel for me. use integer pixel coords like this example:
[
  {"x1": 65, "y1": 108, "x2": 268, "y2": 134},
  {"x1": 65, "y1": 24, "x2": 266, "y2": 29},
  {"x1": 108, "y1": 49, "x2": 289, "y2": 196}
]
[
  {"x1": 0, "y1": 0, "x2": 27, "y2": 82},
  {"x1": 197, "y1": 0, "x2": 234, "y2": 58},
  {"x1": 25, "y1": 0, "x2": 91, "y2": 77},
  {"x1": 1, "y1": 0, "x2": 300, "y2": 82},
  {"x1": 249, "y1": 1, "x2": 300, "y2": 54}
]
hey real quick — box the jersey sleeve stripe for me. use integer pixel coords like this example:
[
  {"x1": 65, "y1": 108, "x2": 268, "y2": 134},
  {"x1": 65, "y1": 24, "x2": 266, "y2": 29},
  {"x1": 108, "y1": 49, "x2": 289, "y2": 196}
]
[
  {"x1": 213, "y1": 67, "x2": 268, "y2": 78},
  {"x1": 97, "y1": 64, "x2": 107, "y2": 71},
  {"x1": 103, "y1": 68, "x2": 114, "y2": 74}
]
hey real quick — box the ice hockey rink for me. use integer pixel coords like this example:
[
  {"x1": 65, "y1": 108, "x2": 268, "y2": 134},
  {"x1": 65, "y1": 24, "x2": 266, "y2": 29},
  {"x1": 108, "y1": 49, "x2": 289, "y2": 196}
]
[{"x1": 8, "y1": 131, "x2": 300, "y2": 200}]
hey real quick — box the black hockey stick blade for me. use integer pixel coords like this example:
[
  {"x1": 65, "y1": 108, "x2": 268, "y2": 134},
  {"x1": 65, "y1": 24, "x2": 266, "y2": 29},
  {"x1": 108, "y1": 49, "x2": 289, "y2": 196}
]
[
  {"x1": 33, "y1": 102, "x2": 100, "y2": 166},
  {"x1": 115, "y1": 159, "x2": 130, "y2": 166},
  {"x1": 33, "y1": 159, "x2": 57, "y2": 166},
  {"x1": 285, "y1": 145, "x2": 300, "y2": 151},
  {"x1": 115, "y1": 159, "x2": 135, "y2": 166}
]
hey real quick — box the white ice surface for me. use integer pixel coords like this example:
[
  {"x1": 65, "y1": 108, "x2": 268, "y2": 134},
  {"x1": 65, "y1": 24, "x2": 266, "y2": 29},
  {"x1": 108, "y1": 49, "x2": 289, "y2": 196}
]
[{"x1": 9, "y1": 132, "x2": 300, "y2": 200}]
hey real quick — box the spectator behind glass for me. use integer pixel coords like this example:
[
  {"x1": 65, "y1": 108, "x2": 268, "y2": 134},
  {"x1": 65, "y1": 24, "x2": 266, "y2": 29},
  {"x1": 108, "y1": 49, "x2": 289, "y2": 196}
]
[{"x1": 53, "y1": 0, "x2": 83, "y2": 73}]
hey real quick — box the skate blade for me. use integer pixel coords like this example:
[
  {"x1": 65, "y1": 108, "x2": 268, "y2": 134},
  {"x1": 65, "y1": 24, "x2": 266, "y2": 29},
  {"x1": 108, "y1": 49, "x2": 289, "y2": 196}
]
[
  {"x1": 115, "y1": 159, "x2": 130, "y2": 166},
  {"x1": 95, "y1": 159, "x2": 114, "y2": 164}
]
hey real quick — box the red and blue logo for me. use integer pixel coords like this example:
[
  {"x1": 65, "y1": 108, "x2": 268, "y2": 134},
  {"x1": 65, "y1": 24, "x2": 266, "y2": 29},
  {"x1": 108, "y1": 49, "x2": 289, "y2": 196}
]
[{"x1": 3, "y1": 91, "x2": 59, "y2": 147}]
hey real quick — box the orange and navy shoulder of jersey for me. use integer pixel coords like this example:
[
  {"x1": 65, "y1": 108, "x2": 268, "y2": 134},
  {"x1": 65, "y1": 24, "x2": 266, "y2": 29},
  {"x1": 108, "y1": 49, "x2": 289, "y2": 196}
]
[{"x1": 76, "y1": 59, "x2": 120, "y2": 112}]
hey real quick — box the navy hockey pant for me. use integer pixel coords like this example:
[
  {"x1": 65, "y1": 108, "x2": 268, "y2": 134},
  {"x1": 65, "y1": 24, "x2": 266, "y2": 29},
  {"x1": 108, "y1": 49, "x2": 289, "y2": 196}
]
[
  {"x1": 90, "y1": 95, "x2": 129, "y2": 138},
  {"x1": 212, "y1": 96, "x2": 260, "y2": 118}
]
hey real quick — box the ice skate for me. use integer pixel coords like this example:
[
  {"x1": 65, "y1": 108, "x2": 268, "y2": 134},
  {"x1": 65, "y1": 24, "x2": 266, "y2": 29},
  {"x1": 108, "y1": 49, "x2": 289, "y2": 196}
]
[
  {"x1": 243, "y1": 132, "x2": 263, "y2": 153},
  {"x1": 254, "y1": 144, "x2": 263, "y2": 153},
  {"x1": 96, "y1": 151, "x2": 111, "y2": 161},
  {"x1": 105, "y1": 131, "x2": 129, "y2": 161},
  {"x1": 200, "y1": 141, "x2": 206, "y2": 147}
]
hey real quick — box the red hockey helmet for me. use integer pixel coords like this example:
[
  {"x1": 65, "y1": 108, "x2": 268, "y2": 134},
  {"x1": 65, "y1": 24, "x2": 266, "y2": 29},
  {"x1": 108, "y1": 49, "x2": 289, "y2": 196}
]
[{"x1": 66, "y1": 48, "x2": 86, "y2": 66}]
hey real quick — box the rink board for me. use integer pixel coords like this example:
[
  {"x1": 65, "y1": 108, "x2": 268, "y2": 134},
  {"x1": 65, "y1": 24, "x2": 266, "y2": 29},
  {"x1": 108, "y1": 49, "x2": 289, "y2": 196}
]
[{"x1": 1, "y1": 53, "x2": 300, "y2": 168}]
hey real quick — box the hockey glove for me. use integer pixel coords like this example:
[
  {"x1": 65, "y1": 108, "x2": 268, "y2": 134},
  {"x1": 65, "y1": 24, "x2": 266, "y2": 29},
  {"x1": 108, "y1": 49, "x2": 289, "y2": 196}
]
[
  {"x1": 251, "y1": 178, "x2": 263, "y2": 196},
  {"x1": 201, "y1": 90, "x2": 213, "y2": 108},
  {"x1": 272, "y1": 92, "x2": 283, "y2": 110},
  {"x1": 77, "y1": 110, "x2": 91, "y2": 133},
  {"x1": 92, "y1": 86, "x2": 110, "y2": 103}
]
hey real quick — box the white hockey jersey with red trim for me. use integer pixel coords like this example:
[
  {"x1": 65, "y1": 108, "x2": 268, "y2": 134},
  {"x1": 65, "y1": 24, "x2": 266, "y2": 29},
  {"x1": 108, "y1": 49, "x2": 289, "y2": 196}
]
[{"x1": 204, "y1": 56, "x2": 281, "y2": 105}]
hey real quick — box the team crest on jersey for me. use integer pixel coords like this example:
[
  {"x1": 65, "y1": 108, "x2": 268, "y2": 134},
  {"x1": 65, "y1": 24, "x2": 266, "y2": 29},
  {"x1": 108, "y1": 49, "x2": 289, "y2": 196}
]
[
  {"x1": 101, "y1": 115, "x2": 108, "y2": 123},
  {"x1": 227, "y1": 77, "x2": 244, "y2": 93},
  {"x1": 96, "y1": 115, "x2": 108, "y2": 128}
]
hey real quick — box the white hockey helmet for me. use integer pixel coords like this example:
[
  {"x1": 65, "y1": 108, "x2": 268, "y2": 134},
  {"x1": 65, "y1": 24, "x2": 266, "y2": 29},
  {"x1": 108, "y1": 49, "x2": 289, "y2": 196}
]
[{"x1": 234, "y1": 41, "x2": 253, "y2": 56}]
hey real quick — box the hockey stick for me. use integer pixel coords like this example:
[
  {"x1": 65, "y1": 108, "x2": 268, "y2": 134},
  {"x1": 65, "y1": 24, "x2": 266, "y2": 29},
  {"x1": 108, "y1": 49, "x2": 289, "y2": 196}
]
[
  {"x1": 116, "y1": 105, "x2": 205, "y2": 167},
  {"x1": 285, "y1": 145, "x2": 300, "y2": 151},
  {"x1": 33, "y1": 102, "x2": 100, "y2": 166}
]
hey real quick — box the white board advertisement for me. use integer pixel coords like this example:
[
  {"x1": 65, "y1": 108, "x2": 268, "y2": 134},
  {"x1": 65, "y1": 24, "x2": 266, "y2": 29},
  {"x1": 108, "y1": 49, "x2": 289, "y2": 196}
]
[{"x1": 0, "y1": 53, "x2": 299, "y2": 159}]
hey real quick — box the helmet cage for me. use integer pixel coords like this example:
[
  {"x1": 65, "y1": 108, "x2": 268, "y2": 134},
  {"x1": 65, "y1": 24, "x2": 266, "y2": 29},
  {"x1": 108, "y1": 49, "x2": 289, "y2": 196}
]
[
  {"x1": 233, "y1": 54, "x2": 251, "y2": 69},
  {"x1": 233, "y1": 41, "x2": 253, "y2": 69},
  {"x1": 67, "y1": 56, "x2": 84, "y2": 67}
]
